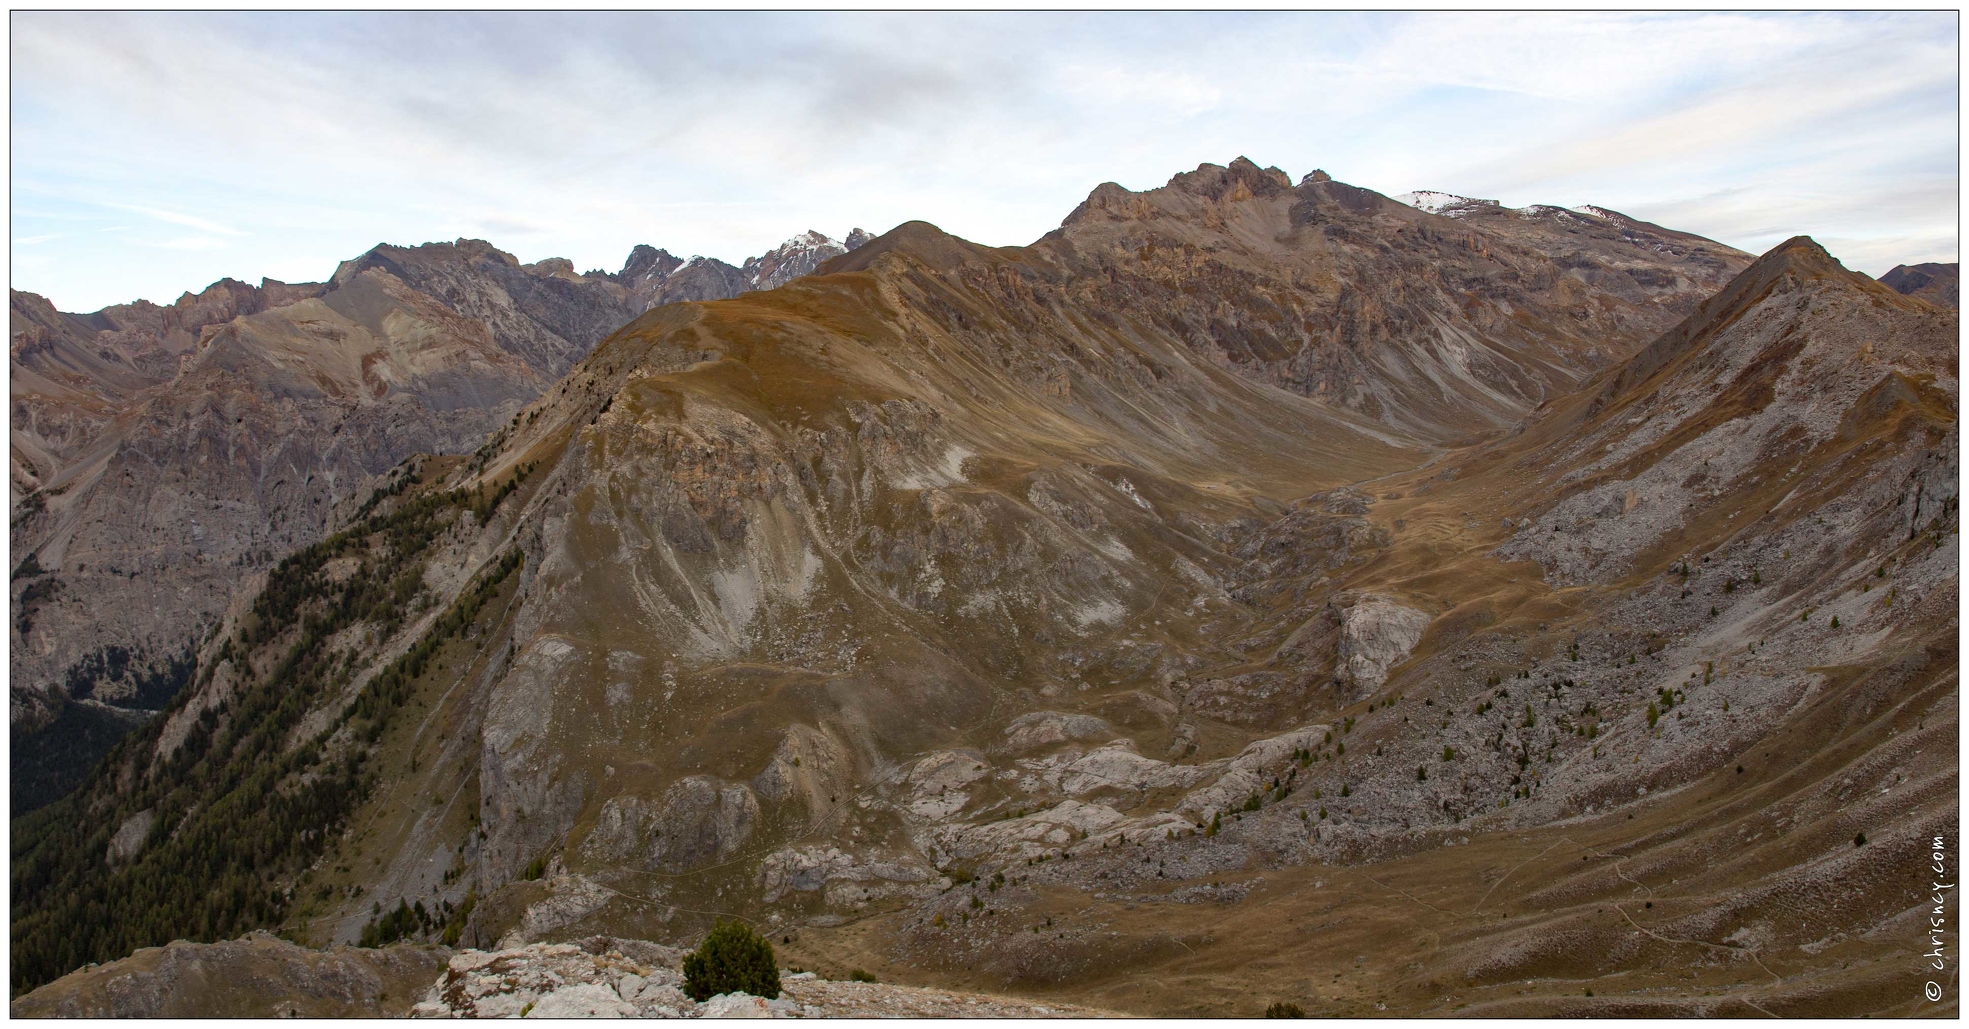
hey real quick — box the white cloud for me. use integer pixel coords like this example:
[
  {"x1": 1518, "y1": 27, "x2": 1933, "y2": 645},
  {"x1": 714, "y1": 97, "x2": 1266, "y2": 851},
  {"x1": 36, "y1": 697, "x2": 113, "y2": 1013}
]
[
  {"x1": 8, "y1": 11, "x2": 1957, "y2": 309},
  {"x1": 135, "y1": 235, "x2": 230, "y2": 251},
  {"x1": 102, "y1": 203, "x2": 246, "y2": 236},
  {"x1": 1060, "y1": 64, "x2": 1223, "y2": 116}
]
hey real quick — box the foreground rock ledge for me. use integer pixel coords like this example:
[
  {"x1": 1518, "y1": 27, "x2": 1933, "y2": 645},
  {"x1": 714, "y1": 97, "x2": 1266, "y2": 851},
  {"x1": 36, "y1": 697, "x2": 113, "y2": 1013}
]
[
  {"x1": 7, "y1": 931, "x2": 450, "y2": 1018},
  {"x1": 9, "y1": 933, "x2": 1115, "y2": 1019},
  {"x1": 415, "y1": 939, "x2": 1111, "y2": 1018}
]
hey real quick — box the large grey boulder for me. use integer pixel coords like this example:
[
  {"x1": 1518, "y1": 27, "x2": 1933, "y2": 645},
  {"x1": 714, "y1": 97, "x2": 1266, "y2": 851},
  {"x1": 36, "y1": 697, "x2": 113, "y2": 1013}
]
[{"x1": 1336, "y1": 597, "x2": 1431, "y2": 699}]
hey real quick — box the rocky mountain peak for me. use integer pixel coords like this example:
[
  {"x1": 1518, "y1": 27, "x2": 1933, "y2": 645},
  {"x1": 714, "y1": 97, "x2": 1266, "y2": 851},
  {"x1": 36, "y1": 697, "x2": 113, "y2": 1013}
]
[
  {"x1": 522, "y1": 257, "x2": 582, "y2": 281},
  {"x1": 1684, "y1": 233, "x2": 1902, "y2": 327},
  {"x1": 328, "y1": 244, "x2": 407, "y2": 288},
  {"x1": 1757, "y1": 233, "x2": 1848, "y2": 274},
  {"x1": 1065, "y1": 159, "x2": 1302, "y2": 227},
  {"x1": 820, "y1": 219, "x2": 993, "y2": 276},
  {"x1": 1169, "y1": 157, "x2": 1295, "y2": 200},
  {"x1": 1880, "y1": 261, "x2": 1959, "y2": 309},
  {"x1": 1562, "y1": 232, "x2": 1953, "y2": 467},
  {"x1": 741, "y1": 229, "x2": 871, "y2": 291},
  {"x1": 1046, "y1": 159, "x2": 1751, "y2": 439},
  {"x1": 612, "y1": 244, "x2": 684, "y2": 287}
]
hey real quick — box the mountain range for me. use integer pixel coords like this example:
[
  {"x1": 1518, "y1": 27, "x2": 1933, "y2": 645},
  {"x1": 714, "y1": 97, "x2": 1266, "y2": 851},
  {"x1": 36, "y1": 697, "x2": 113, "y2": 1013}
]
[
  {"x1": 9, "y1": 229, "x2": 867, "y2": 812},
  {"x1": 9, "y1": 160, "x2": 1957, "y2": 1017}
]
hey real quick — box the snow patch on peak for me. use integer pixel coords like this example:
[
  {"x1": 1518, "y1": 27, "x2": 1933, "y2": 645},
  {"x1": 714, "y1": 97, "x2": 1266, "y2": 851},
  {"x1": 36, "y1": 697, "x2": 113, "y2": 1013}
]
[
  {"x1": 743, "y1": 231, "x2": 861, "y2": 290},
  {"x1": 1395, "y1": 191, "x2": 1500, "y2": 217},
  {"x1": 780, "y1": 229, "x2": 840, "y2": 251},
  {"x1": 1401, "y1": 192, "x2": 1616, "y2": 224}
]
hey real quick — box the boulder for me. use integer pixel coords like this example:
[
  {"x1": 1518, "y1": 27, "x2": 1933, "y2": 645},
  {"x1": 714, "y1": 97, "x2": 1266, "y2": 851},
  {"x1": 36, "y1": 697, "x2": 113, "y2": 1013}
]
[{"x1": 1336, "y1": 598, "x2": 1431, "y2": 699}]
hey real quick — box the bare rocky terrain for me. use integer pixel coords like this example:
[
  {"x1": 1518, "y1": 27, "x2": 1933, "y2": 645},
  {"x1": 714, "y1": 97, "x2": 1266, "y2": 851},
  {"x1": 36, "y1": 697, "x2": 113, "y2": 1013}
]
[
  {"x1": 10, "y1": 160, "x2": 1954, "y2": 1017},
  {"x1": 6, "y1": 930, "x2": 449, "y2": 1018}
]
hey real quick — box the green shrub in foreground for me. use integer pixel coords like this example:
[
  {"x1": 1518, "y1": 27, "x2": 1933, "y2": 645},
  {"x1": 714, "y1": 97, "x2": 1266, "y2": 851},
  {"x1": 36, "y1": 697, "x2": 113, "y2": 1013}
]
[{"x1": 682, "y1": 920, "x2": 781, "y2": 1000}]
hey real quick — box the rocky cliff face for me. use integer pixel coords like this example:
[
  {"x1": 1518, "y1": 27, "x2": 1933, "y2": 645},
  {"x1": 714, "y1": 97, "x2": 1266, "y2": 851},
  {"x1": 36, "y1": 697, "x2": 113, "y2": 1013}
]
[{"x1": 12, "y1": 162, "x2": 1953, "y2": 1017}]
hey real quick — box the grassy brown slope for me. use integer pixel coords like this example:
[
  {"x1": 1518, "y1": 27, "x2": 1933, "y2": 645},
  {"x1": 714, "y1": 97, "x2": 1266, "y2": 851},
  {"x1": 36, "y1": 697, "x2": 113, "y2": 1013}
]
[
  {"x1": 773, "y1": 235, "x2": 1959, "y2": 1015},
  {"x1": 797, "y1": 641, "x2": 1949, "y2": 1017}
]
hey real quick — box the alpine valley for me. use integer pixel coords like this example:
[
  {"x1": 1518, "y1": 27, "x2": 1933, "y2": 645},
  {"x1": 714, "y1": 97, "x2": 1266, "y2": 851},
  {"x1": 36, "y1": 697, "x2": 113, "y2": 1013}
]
[{"x1": 10, "y1": 160, "x2": 1957, "y2": 1017}]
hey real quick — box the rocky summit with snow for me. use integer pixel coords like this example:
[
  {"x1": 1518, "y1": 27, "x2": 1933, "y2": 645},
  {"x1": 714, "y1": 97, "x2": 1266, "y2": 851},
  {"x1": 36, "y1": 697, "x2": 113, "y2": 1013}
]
[{"x1": 743, "y1": 230, "x2": 872, "y2": 292}]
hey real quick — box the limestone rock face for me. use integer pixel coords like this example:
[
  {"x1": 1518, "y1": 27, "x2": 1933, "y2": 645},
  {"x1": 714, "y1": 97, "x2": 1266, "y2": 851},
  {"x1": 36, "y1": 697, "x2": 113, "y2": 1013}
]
[
  {"x1": 697, "y1": 991, "x2": 784, "y2": 1018},
  {"x1": 7, "y1": 243, "x2": 641, "y2": 811},
  {"x1": 580, "y1": 777, "x2": 760, "y2": 873},
  {"x1": 1335, "y1": 597, "x2": 1432, "y2": 698},
  {"x1": 523, "y1": 980, "x2": 638, "y2": 1017},
  {"x1": 104, "y1": 808, "x2": 155, "y2": 865},
  {"x1": 416, "y1": 940, "x2": 671, "y2": 1018},
  {"x1": 997, "y1": 710, "x2": 1116, "y2": 754},
  {"x1": 1495, "y1": 238, "x2": 1958, "y2": 586},
  {"x1": 757, "y1": 846, "x2": 944, "y2": 907}
]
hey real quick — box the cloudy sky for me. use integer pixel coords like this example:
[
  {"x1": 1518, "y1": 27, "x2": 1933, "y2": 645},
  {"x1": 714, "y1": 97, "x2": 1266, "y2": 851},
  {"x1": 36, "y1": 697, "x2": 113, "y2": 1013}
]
[{"x1": 11, "y1": 11, "x2": 1958, "y2": 312}]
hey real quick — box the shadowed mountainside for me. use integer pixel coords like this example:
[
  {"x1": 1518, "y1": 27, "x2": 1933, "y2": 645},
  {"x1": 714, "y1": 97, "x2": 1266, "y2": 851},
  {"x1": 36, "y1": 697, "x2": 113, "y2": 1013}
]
[{"x1": 1880, "y1": 261, "x2": 1958, "y2": 309}]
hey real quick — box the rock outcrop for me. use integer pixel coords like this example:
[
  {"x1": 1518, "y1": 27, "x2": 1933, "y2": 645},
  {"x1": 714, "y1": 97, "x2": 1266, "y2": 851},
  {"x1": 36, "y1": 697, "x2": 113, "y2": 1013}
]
[
  {"x1": 407, "y1": 937, "x2": 1111, "y2": 1018},
  {"x1": 7, "y1": 931, "x2": 450, "y2": 1018},
  {"x1": 1334, "y1": 597, "x2": 1431, "y2": 698}
]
